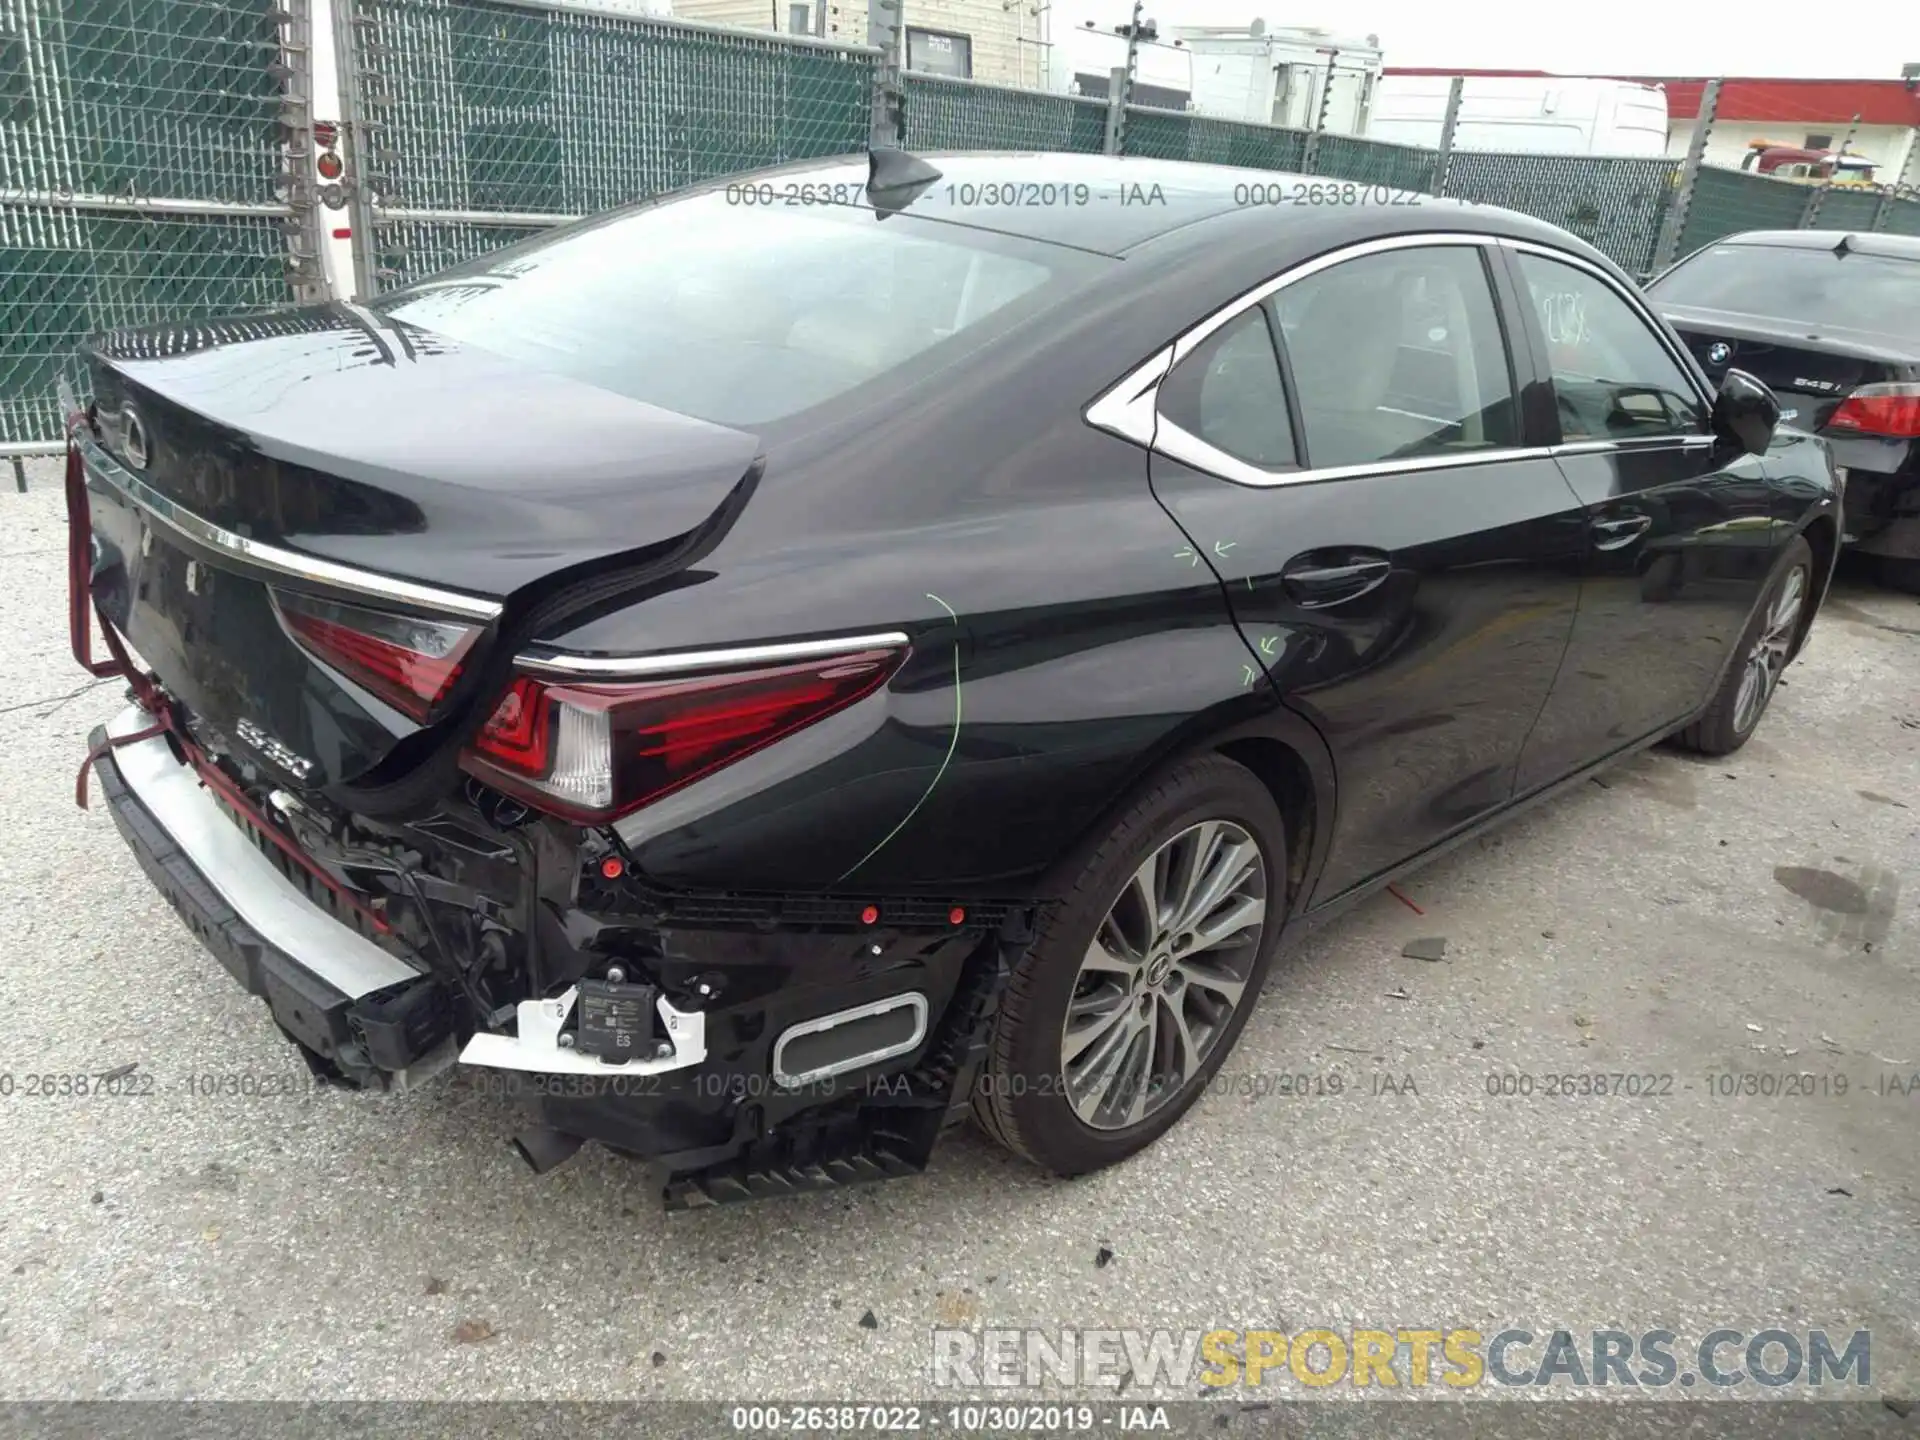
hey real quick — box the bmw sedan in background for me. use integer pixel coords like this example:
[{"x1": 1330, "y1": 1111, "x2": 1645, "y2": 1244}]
[
  {"x1": 1646, "y1": 229, "x2": 1920, "y2": 591},
  {"x1": 67, "y1": 151, "x2": 1839, "y2": 1208}
]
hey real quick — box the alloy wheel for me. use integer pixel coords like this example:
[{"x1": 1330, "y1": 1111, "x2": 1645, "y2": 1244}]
[
  {"x1": 1060, "y1": 820, "x2": 1267, "y2": 1130},
  {"x1": 1731, "y1": 564, "x2": 1806, "y2": 736}
]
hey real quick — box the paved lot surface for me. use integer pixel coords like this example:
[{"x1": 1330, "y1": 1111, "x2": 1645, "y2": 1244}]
[{"x1": 0, "y1": 474, "x2": 1915, "y2": 1411}]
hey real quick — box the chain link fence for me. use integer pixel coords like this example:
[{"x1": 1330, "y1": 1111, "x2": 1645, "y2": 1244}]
[
  {"x1": 903, "y1": 73, "x2": 1106, "y2": 152},
  {"x1": 1674, "y1": 166, "x2": 1815, "y2": 254},
  {"x1": 5, "y1": 1, "x2": 1920, "y2": 450},
  {"x1": 1883, "y1": 196, "x2": 1920, "y2": 236},
  {"x1": 342, "y1": 0, "x2": 877, "y2": 291},
  {"x1": 2, "y1": 0, "x2": 311, "y2": 448}
]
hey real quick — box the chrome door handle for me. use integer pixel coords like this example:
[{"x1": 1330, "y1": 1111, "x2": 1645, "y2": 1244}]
[
  {"x1": 1279, "y1": 552, "x2": 1393, "y2": 608},
  {"x1": 1591, "y1": 513, "x2": 1653, "y2": 551}
]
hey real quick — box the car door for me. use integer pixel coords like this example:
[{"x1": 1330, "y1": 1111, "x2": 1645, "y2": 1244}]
[
  {"x1": 1116, "y1": 234, "x2": 1590, "y2": 902},
  {"x1": 1500, "y1": 243, "x2": 1781, "y2": 796}
]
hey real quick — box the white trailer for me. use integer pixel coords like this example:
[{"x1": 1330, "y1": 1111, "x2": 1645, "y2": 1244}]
[
  {"x1": 1364, "y1": 76, "x2": 1670, "y2": 156},
  {"x1": 1170, "y1": 23, "x2": 1384, "y2": 131}
]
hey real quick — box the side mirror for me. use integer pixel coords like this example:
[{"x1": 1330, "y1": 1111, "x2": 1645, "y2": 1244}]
[{"x1": 1713, "y1": 368, "x2": 1781, "y2": 457}]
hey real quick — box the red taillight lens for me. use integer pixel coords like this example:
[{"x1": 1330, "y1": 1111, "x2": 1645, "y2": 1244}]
[
  {"x1": 1827, "y1": 383, "x2": 1920, "y2": 439},
  {"x1": 462, "y1": 646, "x2": 907, "y2": 823},
  {"x1": 273, "y1": 590, "x2": 481, "y2": 721}
]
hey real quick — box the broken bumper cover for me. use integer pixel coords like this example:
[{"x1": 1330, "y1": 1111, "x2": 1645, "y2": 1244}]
[
  {"x1": 89, "y1": 706, "x2": 710, "y2": 1090},
  {"x1": 88, "y1": 706, "x2": 1018, "y2": 1204}
]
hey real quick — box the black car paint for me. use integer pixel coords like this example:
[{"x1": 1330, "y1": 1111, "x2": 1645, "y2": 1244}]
[
  {"x1": 1646, "y1": 231, "x2": 1920, "y2": 563},
  {"x1": 76, "y1": 154, "x2": 1842, "y2": 1200}
]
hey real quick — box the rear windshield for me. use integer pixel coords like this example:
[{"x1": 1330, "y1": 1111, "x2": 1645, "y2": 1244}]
[
  {"x1": 373, "y1": 191, "x2": 1096, "y2": 427},
  {"x1": 1650, "y1": 243, "x2": 1920, "y2": 340}
]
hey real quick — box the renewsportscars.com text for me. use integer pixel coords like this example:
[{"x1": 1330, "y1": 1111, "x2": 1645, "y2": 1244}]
[{"x1": 931, "y1": 1326, "x2": 1871, "y2": 1391}]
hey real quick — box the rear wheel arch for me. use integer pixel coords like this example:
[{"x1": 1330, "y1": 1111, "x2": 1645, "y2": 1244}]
[
  {"x1": 1794, "y1": 511, "x2": 1838, "y2": 656},
  {"x1": 1034, "y1": 704, "x2": 1335, "y2": 927},
  {"x1": 1214, "y1": 734, "x2": 1322, "y2": 918}
]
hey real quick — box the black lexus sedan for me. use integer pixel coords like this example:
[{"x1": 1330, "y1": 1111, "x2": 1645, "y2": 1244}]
[
  {"x1": 1645, "y1": 229, "x2": 1920, "y2": 591},
  {"x1": 67, "y1": 151, "x2": 1839, "y2": 1207}
]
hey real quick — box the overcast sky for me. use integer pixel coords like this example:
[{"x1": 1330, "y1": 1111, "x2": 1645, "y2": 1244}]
[{"x1": 1072, "y1": 0, "x2": 1920, "y2": 78}]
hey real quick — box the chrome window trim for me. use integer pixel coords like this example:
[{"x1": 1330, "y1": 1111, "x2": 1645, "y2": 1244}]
[
  {"x1": 1085, "y1": 230, "x2": 1725, "y2": 491},
  {"x1": 1496, "y1": 237, "x2": 1721, "y2": 424},
  {"x1": 1085, "y1": 232, "x2": 1530, "y2": 489},
  {"x1": 515, "y1": 630, "x2": 912, "y2": 680},
  {"x1": 76, "y1": 427, "x2": 504, "y2": 622},
  {"x1": 1552, "y1": 435, "x2": 1717, "y2": 459}
]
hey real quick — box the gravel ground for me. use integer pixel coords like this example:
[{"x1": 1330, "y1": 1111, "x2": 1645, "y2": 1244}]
[{"x1": 0, "y1": 474, "x2": 1915, "y2": 1415}]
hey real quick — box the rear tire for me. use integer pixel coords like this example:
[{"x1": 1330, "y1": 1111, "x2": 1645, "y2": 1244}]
[
  {"x1": 972, "y1": 754, "x2": 1287, "y2": 1177},
  {"x1": 1672, "y1": 536, "x2": 1812, "y2": 757}
]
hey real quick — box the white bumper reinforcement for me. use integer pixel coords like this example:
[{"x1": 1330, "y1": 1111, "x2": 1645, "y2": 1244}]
[{"x1": 107, "y1": 706, "x2": 707, "y2": 1079}]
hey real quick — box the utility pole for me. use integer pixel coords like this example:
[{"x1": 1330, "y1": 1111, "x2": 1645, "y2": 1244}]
[
  {"x1": 1871, "y1": 123, "x2": 1919, "y2": 231},
  {"x1": 1430, "y1": 75, "x2": 1463, "y2": 197},
  {"x1": 1652, "y1": 77, "x2": 1720, "y2": 274},
  {"x1": 1300, "y1": 47, "x2": 1338, "y2": 173},
  {"x1": 1101, "y1": 0, "x2": 1143, "y2": 156},
  {"x1": 867, "y1": 0, "x2": 904, "y2": 149},
  {"x1": 1802, "y1": 112, "x2": 1860, "y2": 229}
]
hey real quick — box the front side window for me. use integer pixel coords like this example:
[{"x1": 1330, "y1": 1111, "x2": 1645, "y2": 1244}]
[
  {"x1": 1517, "y1": 252, "x2": 1707, "y2": 442},
  {"x1": 1269, "y1": 245, "x2": 1519, "y2": 470},
  {"x1": 1156, "y1": 308, "x2": 1296, "y2": 469}
]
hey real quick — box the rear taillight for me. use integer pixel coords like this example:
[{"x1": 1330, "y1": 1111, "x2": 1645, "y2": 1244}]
[
  {"x1": 1827, "y1": 383, "x2": 1920, "y2": 439},
  {"x1": 273, "y1": 590, "x2": 481, "y2": 721},
  {"x1": 461, "y1": 646, "x2": 907, "y2": 824}
]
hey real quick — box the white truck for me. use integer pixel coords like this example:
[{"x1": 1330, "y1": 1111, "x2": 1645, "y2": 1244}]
[
  {"x1": 1364, "y1": 75, "x2": 1670, "y2": 156},
  {"x1": 1171, "y1": 23, "x2": 1384, "y2": 132}
]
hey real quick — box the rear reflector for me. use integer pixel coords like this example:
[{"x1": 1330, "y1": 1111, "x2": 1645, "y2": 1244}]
[
  {"x1": 462, "y1": 646, "x2": 907, "y2": 824},
  {"x1": 1827, "y1": 382, "x2": 1920, "y2": 439},
  {"x1": 273, "y1": 590, "x2": 481, "y2": 721}
]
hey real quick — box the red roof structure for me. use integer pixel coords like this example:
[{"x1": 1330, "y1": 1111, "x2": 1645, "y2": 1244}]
[{"x1": 1379, "y1": 71, "x2": 1920, "y2": 127}]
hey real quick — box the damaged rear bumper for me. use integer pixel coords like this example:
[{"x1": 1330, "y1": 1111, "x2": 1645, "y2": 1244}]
[{"x1": 88, "y1": 707, "x2": 1019, "y2": 1206}]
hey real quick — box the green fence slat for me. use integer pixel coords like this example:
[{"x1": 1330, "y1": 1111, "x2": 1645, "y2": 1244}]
[
  {"x1": 358, "y1": 0, "x2": 876, "y2": 220},
  {"x1": 1309, "y1": 132, "x2": 1438, "y2": 192},
  {"x1": 1, "y1": 0, "x2": 283, "y2": 200},
  {"x1": 1801, "y1": 187, "x2": 1881, "y2": 232},
  {"x1": 1883, "y1": 195, "x2": 1920, "y2": 237},
  {"x1": 1444, "y1": 152, "x2": 1681, "y2": 277},
  {"x1": 1121, "y1": 108, "x2": 1310, "y2": 171},
  {"x1": 901, "y1": 73, "x2": 1106, "y2": 152},
  {"x1": 1, "y1": 203, "x2": 287, "y2": 443},
  {"x1": 1676, "y1": 166, "x2": 1812, "y2": 255}
]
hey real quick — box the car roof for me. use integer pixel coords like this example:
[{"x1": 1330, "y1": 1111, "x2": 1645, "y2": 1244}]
[
  {"x1": 1700, "y1": 229, "x2": 1920, "y2": 260},
  {"x1": 728, "y1": 150, "x2": 1590, "y2": 261}
]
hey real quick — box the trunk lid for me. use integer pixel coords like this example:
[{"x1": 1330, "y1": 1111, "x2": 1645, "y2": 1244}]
[
  {"x1": 78, "y1": 305, "x2": 762, "y2": 791},
  {"x1": 1659, "y1": 303, "x2": 1920, "y2": 432}
]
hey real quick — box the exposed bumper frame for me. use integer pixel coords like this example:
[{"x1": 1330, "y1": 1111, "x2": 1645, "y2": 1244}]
[{"x1": 94, "y1": 706, "x2": 712, "y2": 1083}]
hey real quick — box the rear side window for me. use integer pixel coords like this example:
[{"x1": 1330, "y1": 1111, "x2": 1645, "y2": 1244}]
[
  {"x1": 1269, "y1": 245, "x2": 1519, "y2": 470},
  {"x1": 374, "y1": 192, "x2": 1090, "y2": 427},
  {"x1": 1517, "y1": 253, "x2": 1707, "y2": 442},
  {"x1": 1157, "y1": 308, "x2": 1296, "y2": 468}
]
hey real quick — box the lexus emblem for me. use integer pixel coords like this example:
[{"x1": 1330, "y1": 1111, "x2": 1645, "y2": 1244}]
[
  {"x1": 121, "y1": 405, "x2": 150, "y2": 470},
  {"x1": 1706, "y1": 341, "x2": 1732, "y2": 366}
]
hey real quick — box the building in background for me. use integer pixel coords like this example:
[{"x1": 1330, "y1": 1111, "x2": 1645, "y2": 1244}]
[
  {"x1": 1048, "y1": 20, "x2": 1194, "y2": 112},
  {"x1": 1642, "y1": 77, "x2": 1920, "y2": 180},
  {"x1": 1383, "y1": 69, "x2": 1920, "y2": 177},
  {"x1": 670, "y1": 0, "x2": 1044, "y2": 88}
]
